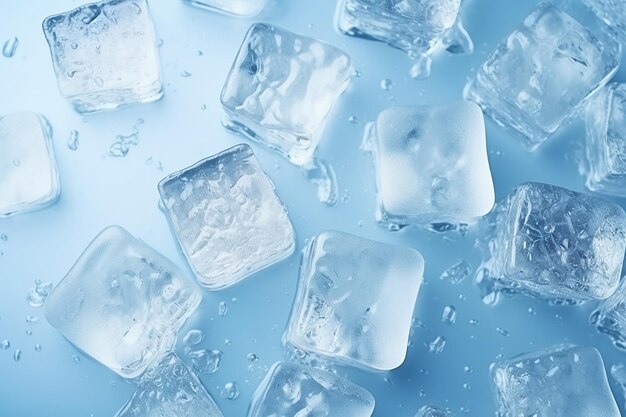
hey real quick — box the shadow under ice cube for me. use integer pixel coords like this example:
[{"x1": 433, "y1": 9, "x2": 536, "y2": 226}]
[
  {"x1": 45, "y1": 226, "x2": 201, "y2": 378},
  {"x1": 464, "y1": 1, "x2": 621, "y2": 150},
  {"x1": 284, "y1": 231, "x2": 424, "y2": 371},
  {"x1": 115, "y1": 353, "x2": 223, "y2": 417},
  {"x1": 182, "y1": 0, "x2": 269, "y2": 16},
  {"x1": 158, "y1": 144, "x2": 295, "y2": 290},
  {"x1": 363, "y1": 101, "x2": 494, "y2": 230},
  {"x1": 221, "y1": 23, "x2": 352, "y2": 166},
  {"x1": 0, "y1": 112, "x2": 60, "y2": 216},
  {"x1": 42, "y1": 0, "x2": 163, "y2": 113},
  {"x1": 491, "y1": 345, "x2": 620, "y2": 417},
  {"x1": 477, "y1": 182, "x2": 626, "y2": 304},
  {"x1": 248, "y1": 362, "x2": 375, "y2": 417}
]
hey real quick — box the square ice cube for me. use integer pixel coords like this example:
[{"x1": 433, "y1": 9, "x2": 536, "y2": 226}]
[
  {"x1": 478, "y1": 182, "x2": 626, "y2": 303},
  {"x1": 45, "y1": 226, "x2": 201, "y2": 378},
  {"x1": 363, "y1": 102, "x2": 494, "y2": 230},
  {"x1": 583, "y1": 83, "x2": 626, "y2": 197},
  {"x1": 42, "y1": 0, "x2": 163, "y2": 113},
  {"x1": 284, "y1": 231, "x2": 424, "y2": 371},
  {"x1": 158, "y1": 144, "x2": 295, "y2": 290},
  {"x1": 336, "y1": 0, "x2": 465, "y2": 56},
  {"x1": 115, "y1": 353, "x2": 223, "y2": 417},
  {"x1": 221, "y1": 23, "x2": 352, "y2": 166},
  {"x1": 591, "y1": 277, "x2": 626, "y2": 350},
  {"x1": 0, "y1": 112, "x2": 60, "y2": 216},
  {"x1": 491, "y1": 345, "x2": 620, "y2": 417},
  {"x1": 464, "y1": 1, "x2": 621, "y2": 150},
  {"x1": 415, "y1": 406, "x2": 453, "y2": 417},
  {"x1": 248, "y1": 362, "x2": 375, "y2": 417},
  {"x1": 182, "y1": 0, "x2": 268, "y2": 16}
]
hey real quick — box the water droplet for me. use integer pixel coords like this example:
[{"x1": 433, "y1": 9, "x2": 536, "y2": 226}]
[
  {"x1": 2, "y1": 37, "x2": 19, "y2": 58},
  {"x1": 441, "y1": 305, "x2": 457, "y2": 325},
  {"x1": 380, "y1": 78, "x2": 393, "y2": 91},
  {"x1": 427, "y1": 336, "x2": 446, "y2": 354},
  {"x1": 220, "y1": 382, "x2": 240, "y2": 400},
  {"x1": 25, "y1": 330, "x2": 32, "y2": 336},
  {"x1": 180, "y1": 71, "x2": 192, "y2": 78},
  {"x1": 34, "y1": 344, "x2": 42, "y2": 352},
  {"x1": 108, "y1": 129, "x2": 139, "y2": 157},
  {"x1": 0, "y1": 339, "x2": 10, "y2": 350},
  {"x1": 28, "y1": 280, "x2": 53, "y2": 307},
  {"x1": 440, "y1": 260, "x2": 472, "y2": 284},
  {"x1": 187, "y1": 349, "x2": 222, "y2": 374},
  {"x1": 383, "y1": 377, "x2": 393, "y2": 385},
  {"x1": 200, "y1": 104, "x2": 207, "y2": 110},
  {"x1": 73, "y1": 355, "x2": 81, "y2": 364},
  {"x1": 26, "y1": 315, "x2": 38, "y2": 324},
  {"x1": 0, "y1": 234, "x2": 7, "y2": 241},
  {"x1": 156, "y1": 38, "x2": 164, "y2": 47},
  {"x1": 301, "y1": 158, "x2": 338, "y2": 206},
  {"x1": 463, "y1": 383, "x2": 471, "y2": 391},
  {"x1": 348, "y1": 115, "x2": 358, "y2": 124},
  {"x1": 183, "y1": 329, "x2": 203, "y2": 346},
  {"x1": 247, "y1": 353, "x2": 259, "y2": 362},
  {"x1": 464, "y1": 365, "x2": 473, "y2": 373},
  {"x1": 197, "y1": 50, "x2": 203, "y2": 56},
  {"x1": 12, "y1": 159, "x2": 20, "y2": 167},
  {"x1": 68, "y1": 130, "x2": 80, "y2": 151},
  {"x1": 13, "y1": 349, "x2": 21, "y2": 362},
  {"x1": 469, "y1": 319, "x2": 479, "y2": 326},
  {"x1": 496, "y1": 327, "x2": 510, "y2": 336},
  {"x1": 218, "y1": 301, "x2": 228, "y2": 317}
]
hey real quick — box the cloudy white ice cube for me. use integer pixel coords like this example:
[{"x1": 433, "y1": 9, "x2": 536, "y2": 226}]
[
  {"x1": 248, "y1": 362, "x2": 375, "y2": 417},
  {"x1": 491, "y1": 345, "x2": 620, "y2": 417},
  {"x1": 115, "y1": 353, "x2": 223, "y2": 417},
  {"x1": 464, "y1": 1, "x2": 621, "y2": 150},
  {"x1": 363, "y1": 102, "x2": 494, "y2": 230},
  {"x1": 285, "y1": 231, "x2": 423, "y2": 371},
  {"x1": 182, "y1": 0, "x2": 268, "y2": 16},
  {"x1": 158, "y1": 144, "x2": 295, "y2": 290},
  {"x1": 221, "y1": 23, "x2": 352, "y2": 166},
  {"x1": 45, "y1": 226, "x2": 201, "y2": 378},
  {"x1": 0, "y1": 112, "x2": 60, "y2": 217},
  {"x1": 42, "y1": 0, "x2": 162, "y2": 113},
  {"x1": 477, "y1": 182, "x2": 626, "y2": 304}
]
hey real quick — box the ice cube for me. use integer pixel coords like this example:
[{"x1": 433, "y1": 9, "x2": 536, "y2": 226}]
[
  {"x1": 182, "y1": 0, "x2": 268, "y2": 16},
  {"x1": 221, "y1": 23, "x2": 352, "y2": 166},
  {"x1": 284, "y1": 231, "x2": 424, "y2": 371},
  {"x1": 583, "y1": 82, "x2": 626, "y2": 197},
  {"x1": 115, "y1": 353, "x2": 223, "y2": 417},
  {"x1": 42, "y1": 0, "x2": 162, "y2": 113},
  {"x1": 591, "y1": 277, "x2": 626, "y2": 350},
  {"x1": 0, "y1": 112, "x2": 60, "y2": 217},
  {"x1": 363, "y1": 102, "x2": 494, "y2": 230},
  {"x1": 248, "y1": 362, "x2": 375, "y2": 417},
  {"x1": 415, "y1": 405, "x2": 453, "y2": 417},
  {"x1": 491, "y1": 344, "x2": 620, "y2": 417},
  {"x1": 477, "y1": 182, "x2": 626, "y2": 304},
  {"x1": 45, "y1": 226, "x2": 201, "y2": 378},
  {"x1": 158, "y1": 144, "x2": 295, "y2": 290},
  {"x1": 464, "y1": 1, "x2": 621, "y2": 150},
  {"x1": 582, "y1": 0, "x2": 626, "y2": 41}
]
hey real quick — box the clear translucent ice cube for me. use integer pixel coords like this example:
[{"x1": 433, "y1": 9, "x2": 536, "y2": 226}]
[
  {"x1": 415, "y1": 405, "x2": 453, "y2": 417},
  {"x1": 583, "y1": 83, "x2": 626, "y2": 197},
  {"x1": 284, "y1": 231, "x2": 424, "y2": 371},
  {"x1": 221, "y1": 23, "x2": 352, "y2": 166},
  {"x1": 478, "y1": 182, "x2": 626, "y2": 303},
  {"x1": 0, "y1": 112, "x2": 60, "y2": 216},
  {"x1": 591, "y1": 277, "x2": 626, "y2": 350},
  {"x1": 158, "y1": 144, "x2": 295, "y2": 290},
  {"x1": 464, "y1": 1, "x2": 621, "y2": 150},
  {"x1": 42, "y1": 0, "x2": 162, "y2": 113},
  {"x1": 582, "y1": 0, "x2": 626, "y2": 41},
  {"x1": 248, "y1": 362, "x2": 375, "y2": 417},
  {"x1": 491, "y1": 345, "x2": 620, "y2": 417},
  {"x1": 363, "y1": 102, "x2": 494, "y2": 229},
  {"x1": 115, "y1": 353, "x2": 223, "y2": 417},
  {"x1": 45, "y1": 226, "x2": 201, "y2": 378},
  {"x1": 182, "y1": 0, "x2": 268, "y2": 16}
]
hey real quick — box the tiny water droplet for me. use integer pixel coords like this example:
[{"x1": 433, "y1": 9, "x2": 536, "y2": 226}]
[
  {"x1": 427, "y1": 336, "x2": 446, "y2": 354},
  {"x1": 73, "y1": 355, "x2": 81, "y2": 364},
  {"x1": 0, "y1": 339, "x2": 10, "y2": 350},
  {"x1": 220, "y1": 382, "x2": 240, "y2": 400},
  {"x1": 0, "y1": 234, "x2": 7, "y2": 241},
  {"x1": 496, "y1": 327, "x2": 510, "y2": 336},
  {"x1": 247, "y1": 353, "x2": 259, "y2": 362},
  {"x1": 68, "y1": 130, "x2": 80, "y2": 151},
  {"x1": 13, "y1": 349, "x2": 21, "y2": 362},
  {"x1": 34, "y1": 344, "x2": 42, "y2": 352},
  {"x1": 2, "y1": 37, "x2": 19, "y2": 58},
  {"x1": 441, "y1": 305, "x2": 457, "y2": 325},
  {"x1": 183, "y1": 329, "x2": 204, "y2": 346},
  {"x1": 348, "y1": 116, "x2": 358, "y2": 124},
  {"x1": 218, "y1": 301, "x2": 228, "y2": 317},
  {"x1": 380, "y1": 78, "x2": 393, "y2": 91},
  {"x1": 12, "y1": 159, "x2": 20, "y2": 167},
  {"x1": 26, "y1": 315, "x2": 38, "y2": 324},
  {"x1": 440, "y1": 260, "x2": 472, "y2": 284},
  {"x1": 180, "y1": 71, "x2": 192, "y2": 78}
]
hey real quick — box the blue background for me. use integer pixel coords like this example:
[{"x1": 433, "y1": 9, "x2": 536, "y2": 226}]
[{"x1": 2, "y1": 0, "x2": 626, "y2": 416}]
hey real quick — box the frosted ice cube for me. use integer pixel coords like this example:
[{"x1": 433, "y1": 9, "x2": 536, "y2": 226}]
[
  {"x1": 248, "y1": 362, "x2": 375, "y2": 417},
  {"x1": 182, "y1": 0, "x2": 268, "y2": 16},
  {"x1": 477, "y1": 182, "x2": 626, "y2": 304},
  {"x1": 284, "y1": 231, "x2": 424, "y2": 371},
  {"x1": 42, "y1": 0, "x2": 162, "y2": 113},
  {"x1": 221, "y1": 23, "x2": 352, "y2": 166},
  {"x1": 0, "y1": 112, "x2": 60, "y2": 216},
  {"x1": 158, "y1": 144, "x2": 295, "y2": 290},
  {"x1": 591, "y1": 277, "x2": 626, "y2": 350},
  {"x1": 45, "y1": 226, "x2": 201, "y2": 378},
  {"x1": 115, "y1": 353, "x2": 223, "y2": 417},
  {"x1": 583, "y1": 82, "x2": 626, "y2": 197},
  {"x1": 464, "y1": 2, "x2": 621, "y2": 150},
  {"x1": 491, "y1": 344, "x2": 620, "y2": 417},
  {"x1": 415, "y1": 405, "x2": 453, "y2": 417},
  {"x1": 582, "y1": 0, "x2": 626, "y2": 41},
  {"x1": 363, "y1": 102, "x2": 494, "y2": 230}
]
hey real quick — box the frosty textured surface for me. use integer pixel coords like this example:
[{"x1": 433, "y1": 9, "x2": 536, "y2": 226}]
[
  {"x1": 478, "y1": 182, "x2": 626, "y2": 303},
  {"x1": 464, "y1": 2, "x2": 621, "y2": 150},
  {"x1": 0, "y1": 112, "x2": 60, "y2": 216},
  {"x1": 285, "y1": 231, "x2": 424, "y2": 371},
  {"x1": 182, "y1": 0, "x2": 268, "y2": 16},
  {"x1": 415, "y1": 405, "x2": 453, "y2": 417},
  {"x1": 42, "y1": 0, "x2": 162, "y2": 113},
  {"x1": 158, "y1": 144, "x2": 295, "y2": 290},
  {"x1": 582, "y1": 0, "x2": 626, "y2": 40},
  {"x1": 492, "y1": 345, "x2": 620, "y2": 417},
  {"x1": 248, "y1": 362, "x2": 375, "y2": 417},
  {"x1": 115, "y1": 353, "x2": 223, "y2": 417},
  {"x1": 221, "y1": 23, "x2": 352, "y2": 166},
  {"x1": 591, "y1": 277, "x2": 626, "y2": 350},
  {"x1": 364, "y1": 102, "x2": 494, "y2": 229},
  {"x1": 45, "y1": 226, "x2": 201, "y2": 378}
]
